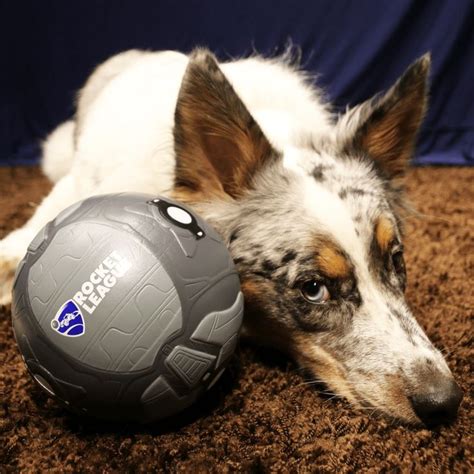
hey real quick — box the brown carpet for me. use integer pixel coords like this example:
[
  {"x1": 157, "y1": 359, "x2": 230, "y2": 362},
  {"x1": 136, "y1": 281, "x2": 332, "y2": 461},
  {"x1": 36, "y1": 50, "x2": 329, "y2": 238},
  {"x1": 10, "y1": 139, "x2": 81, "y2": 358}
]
[{"x1": 0, "y1": 166, "x2": 472, "y2": 472}]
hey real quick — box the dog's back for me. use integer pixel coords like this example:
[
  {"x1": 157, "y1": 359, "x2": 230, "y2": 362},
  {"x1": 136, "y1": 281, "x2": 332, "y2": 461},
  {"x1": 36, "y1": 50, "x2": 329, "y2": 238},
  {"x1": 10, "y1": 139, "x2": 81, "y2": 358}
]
[{"x1": 43, "y1": 50, "x2": 333, "y2": 193}]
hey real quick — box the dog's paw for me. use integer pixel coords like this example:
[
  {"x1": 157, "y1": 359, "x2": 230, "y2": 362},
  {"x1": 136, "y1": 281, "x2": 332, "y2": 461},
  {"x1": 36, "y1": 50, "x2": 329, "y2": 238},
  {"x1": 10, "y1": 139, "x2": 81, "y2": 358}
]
[
  {"x1": 0, "y1": 255, "x2": 18, "y2": 306},
  {"x1": 0, "y1": 229, "x2": 30, "y2": 306}
]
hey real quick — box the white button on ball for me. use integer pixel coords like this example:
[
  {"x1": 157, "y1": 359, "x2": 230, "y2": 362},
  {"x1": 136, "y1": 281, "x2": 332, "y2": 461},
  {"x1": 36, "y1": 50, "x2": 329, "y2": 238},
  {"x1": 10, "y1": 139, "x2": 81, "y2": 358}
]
[{"x1": 167, "y1": 206, "x2": 192, "y2": 224}]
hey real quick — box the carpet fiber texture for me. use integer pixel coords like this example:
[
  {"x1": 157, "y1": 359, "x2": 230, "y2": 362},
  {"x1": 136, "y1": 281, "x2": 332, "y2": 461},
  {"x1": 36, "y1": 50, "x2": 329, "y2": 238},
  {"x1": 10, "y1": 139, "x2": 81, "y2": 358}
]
[{"x1": 0, "y1": 166, "x2": 472, "y2": 472}]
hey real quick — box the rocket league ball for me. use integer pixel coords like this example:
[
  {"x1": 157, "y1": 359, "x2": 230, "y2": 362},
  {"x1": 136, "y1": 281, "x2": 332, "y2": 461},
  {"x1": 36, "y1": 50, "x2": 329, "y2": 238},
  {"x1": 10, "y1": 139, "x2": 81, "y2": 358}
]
[{"x1": 11, "y1": 193, "x2": 243, "y2": 423}]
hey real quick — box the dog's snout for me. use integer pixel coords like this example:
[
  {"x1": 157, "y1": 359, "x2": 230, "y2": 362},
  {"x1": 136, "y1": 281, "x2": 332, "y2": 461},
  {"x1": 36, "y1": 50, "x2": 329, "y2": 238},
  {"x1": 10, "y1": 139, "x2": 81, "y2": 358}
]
[{"x1": 410, "y1": 378, "x2": 463, "y2": 427}]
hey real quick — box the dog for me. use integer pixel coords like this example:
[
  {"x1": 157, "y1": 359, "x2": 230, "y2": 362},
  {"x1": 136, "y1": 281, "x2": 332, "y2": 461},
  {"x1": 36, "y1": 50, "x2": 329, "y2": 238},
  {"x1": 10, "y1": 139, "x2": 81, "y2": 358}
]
[{"x1": 0, "y1": 48, "x2": 463, "y2": 426}]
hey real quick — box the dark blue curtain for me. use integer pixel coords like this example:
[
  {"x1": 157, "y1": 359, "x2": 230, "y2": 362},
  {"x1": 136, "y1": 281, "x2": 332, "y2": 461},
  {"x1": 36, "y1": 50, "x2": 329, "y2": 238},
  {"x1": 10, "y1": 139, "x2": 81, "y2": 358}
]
[{"x1": 1, "y1": 0, "x2": 473, "y2": 166}]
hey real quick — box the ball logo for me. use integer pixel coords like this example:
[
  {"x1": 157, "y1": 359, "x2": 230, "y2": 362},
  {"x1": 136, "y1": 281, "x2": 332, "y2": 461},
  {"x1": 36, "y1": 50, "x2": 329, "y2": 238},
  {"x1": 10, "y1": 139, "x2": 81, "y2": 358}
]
[
  {"x1": 51, "y1": 300, "x2": 85, "y2": 337},
  {"x1": 72, "y1": 250, "x2": 131, "y2": 315}
]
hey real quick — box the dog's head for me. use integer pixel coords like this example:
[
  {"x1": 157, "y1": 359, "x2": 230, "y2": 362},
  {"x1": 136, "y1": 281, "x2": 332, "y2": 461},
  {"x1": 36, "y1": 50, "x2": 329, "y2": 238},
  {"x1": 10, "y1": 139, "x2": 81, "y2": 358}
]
[{"x1": 171, "y1": 49, "x2": 463, "y2": 426}]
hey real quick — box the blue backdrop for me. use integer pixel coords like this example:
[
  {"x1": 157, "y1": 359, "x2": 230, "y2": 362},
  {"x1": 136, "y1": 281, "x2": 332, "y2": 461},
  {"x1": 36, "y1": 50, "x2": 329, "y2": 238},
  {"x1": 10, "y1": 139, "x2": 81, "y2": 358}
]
[{"x1": 1, "y1": 0, "x2": 473, "y2": 166}]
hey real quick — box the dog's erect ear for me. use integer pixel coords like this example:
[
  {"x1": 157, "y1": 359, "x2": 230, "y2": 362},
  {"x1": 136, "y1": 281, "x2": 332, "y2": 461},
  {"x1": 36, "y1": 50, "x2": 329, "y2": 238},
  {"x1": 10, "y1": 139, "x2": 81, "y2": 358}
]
[
  {"x1": 338, "y1": 54, "x2": 430, "y2": 179},
  {"x1": 173, "y1": 49, "x2": 278, "y2": 200}
]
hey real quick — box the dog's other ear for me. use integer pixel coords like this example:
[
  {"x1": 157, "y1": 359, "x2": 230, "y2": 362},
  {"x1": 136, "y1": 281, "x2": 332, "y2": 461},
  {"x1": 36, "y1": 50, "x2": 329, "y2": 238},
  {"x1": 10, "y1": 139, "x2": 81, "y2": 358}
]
[
  {"x1": 173, "y1": 49, "x2": 278, "y2": 200},
  {"x1": 338, "y1": 54, "x2": 430, "y2": 179}
]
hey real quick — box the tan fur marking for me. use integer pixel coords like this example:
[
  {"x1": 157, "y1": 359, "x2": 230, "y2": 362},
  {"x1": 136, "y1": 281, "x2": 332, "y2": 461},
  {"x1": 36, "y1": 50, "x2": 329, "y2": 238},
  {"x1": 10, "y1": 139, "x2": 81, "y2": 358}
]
[
  {"x1": 294, "y1": 335, "x2": 418, "y2": 423},
  {"x1": 315, "y1": 243, "x2": 351, "y2": 279},
  {"x1": 293, "y1": 334, "x2": 360, "y2": 407},
  {"x1": 240, "y1": 279, "x2": 293, "y2": 352},
  {"x1": 375, "y1": 215, "x2": 395, "y2": 252},
  {"x1": 240, "y1": 279, "x2": 262, "y2": 301},
  {"x1": 383, "y1": 374, "x2": 418, "y2": 422}
]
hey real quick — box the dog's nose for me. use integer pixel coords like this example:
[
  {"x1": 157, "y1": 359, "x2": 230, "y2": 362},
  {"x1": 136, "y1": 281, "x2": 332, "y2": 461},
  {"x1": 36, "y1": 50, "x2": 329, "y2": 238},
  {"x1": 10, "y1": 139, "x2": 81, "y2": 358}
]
[{"x1": 410, "y1": 378, "x2": 463, "y2": 427}]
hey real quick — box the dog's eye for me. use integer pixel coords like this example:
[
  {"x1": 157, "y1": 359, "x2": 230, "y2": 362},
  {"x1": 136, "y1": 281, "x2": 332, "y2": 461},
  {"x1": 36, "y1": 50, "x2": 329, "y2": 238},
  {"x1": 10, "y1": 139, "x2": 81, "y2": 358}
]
[
  {"x1": 392, "y1": 249, "x2": 405, "y2": 275},
  {"x1": 300, "y1": 280, "x2": 330, "y2": 304}
]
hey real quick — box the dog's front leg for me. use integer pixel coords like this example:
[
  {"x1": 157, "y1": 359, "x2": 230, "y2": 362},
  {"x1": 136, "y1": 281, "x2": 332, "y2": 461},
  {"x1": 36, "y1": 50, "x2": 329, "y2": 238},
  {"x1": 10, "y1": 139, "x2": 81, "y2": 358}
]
[{"x1": 0, "y1": 173, "x2": 81, "y2": 305}]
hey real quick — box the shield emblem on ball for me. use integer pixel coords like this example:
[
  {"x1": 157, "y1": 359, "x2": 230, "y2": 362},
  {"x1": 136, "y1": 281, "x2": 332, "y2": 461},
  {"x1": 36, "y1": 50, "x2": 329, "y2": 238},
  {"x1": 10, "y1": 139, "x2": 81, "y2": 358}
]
[{"x1": 51, "y1": 300, "x2": 85, "y2": 337}]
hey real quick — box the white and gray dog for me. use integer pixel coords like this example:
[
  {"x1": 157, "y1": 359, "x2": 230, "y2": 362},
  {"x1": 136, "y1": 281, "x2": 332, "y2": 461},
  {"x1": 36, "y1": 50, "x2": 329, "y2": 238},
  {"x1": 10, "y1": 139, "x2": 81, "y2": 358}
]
[{"x1": 0, "y1": 48, "x2": 463, "y2": 425}]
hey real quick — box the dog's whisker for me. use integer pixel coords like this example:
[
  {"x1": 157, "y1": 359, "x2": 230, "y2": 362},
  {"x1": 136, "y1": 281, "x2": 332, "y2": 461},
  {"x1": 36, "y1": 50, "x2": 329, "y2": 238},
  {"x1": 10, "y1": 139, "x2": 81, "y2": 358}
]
[{"x1": 296, "y1": 378, "x2": 326, "y2": 386}]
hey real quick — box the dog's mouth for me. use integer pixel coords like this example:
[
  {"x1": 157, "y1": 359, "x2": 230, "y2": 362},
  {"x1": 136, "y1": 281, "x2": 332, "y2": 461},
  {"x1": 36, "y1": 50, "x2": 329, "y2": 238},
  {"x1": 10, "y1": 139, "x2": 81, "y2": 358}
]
[
  {"x1": 293, "y1": 338, "x2": 463, "y2": 427},
  {"x1": 351, "y1": 376, "x2": 462, "y2": 427}
]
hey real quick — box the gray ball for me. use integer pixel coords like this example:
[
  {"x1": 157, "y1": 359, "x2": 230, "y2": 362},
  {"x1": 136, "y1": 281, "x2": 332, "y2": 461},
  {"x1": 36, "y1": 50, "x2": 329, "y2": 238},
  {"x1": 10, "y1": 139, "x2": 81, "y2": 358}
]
[{"x1": 11, "y1": 193, "x2": 243, "y2": 423}]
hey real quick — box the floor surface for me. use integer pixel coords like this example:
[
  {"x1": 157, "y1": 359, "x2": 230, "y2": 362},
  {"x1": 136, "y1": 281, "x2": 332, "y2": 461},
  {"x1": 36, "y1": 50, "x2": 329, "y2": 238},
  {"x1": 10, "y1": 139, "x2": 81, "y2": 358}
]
[{"x1": 0, "y1": 166, "x2": 472, "y2": 472}]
